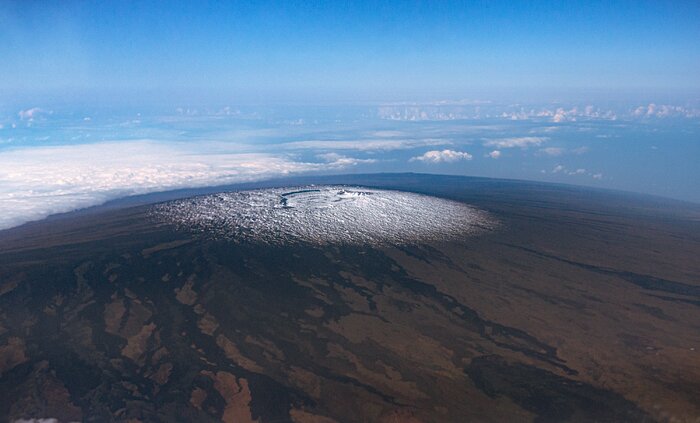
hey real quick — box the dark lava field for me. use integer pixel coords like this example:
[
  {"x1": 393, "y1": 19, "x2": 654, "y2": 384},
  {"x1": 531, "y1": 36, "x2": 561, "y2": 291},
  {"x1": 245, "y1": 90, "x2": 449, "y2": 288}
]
[{"x1": 1, "y1": 173, "x2": 699, "y2": 423}]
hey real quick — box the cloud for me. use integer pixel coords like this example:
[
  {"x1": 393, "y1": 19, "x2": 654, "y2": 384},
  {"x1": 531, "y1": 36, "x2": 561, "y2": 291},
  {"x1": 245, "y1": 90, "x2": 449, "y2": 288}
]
[
  {"x1": 499, "y1": 105, "x2": 619, "y2": 122},
  {"x1": 18, "y1": 107, "x2": 48, "y2": 120},
  {"x1": 549, "y1": 164, "x2": 601, "y2": 179},
  {"x1": 0, "y1": 140, "x2": 365, "y2": 230},
  {"x1": 282, "y1": 138, "x2": 449, "y2": 151},
  {"x1": 410, "y1": 149, "x2": 473, "y2": 163},
  {"x1": 316, "y1": 152, "x2": 377, "y2": 167},
  {"x1": 376, "y1": 102, "x2": 700, "y2": 122},
  {"x1": 539, "y1": 147, "x2": 564, "y2": 156},
  {"x1": 378, "y1": 106, "x2": 471, "y2": 121},
  {"x1": 483, "y1": 137, "x2": 547, "y2": 149},
  {"x1": 552, "y1": 108, "x2": 568, "y2": 123},
  {"x1": 632, "y1": 103, "x2": 700, "y2": 118},
  {"x1": 487, "y1": 150, "x2": 501, "y2": 159}
]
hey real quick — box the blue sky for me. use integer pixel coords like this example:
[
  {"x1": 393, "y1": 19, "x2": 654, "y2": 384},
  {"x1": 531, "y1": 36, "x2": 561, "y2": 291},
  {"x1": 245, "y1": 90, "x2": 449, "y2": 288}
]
[
  {"x1": 2, "y1": 1, "x2": 699, "y2": 100},
  {"x1": 0, "y1": 1, "x2": 699, "y2": 229}
]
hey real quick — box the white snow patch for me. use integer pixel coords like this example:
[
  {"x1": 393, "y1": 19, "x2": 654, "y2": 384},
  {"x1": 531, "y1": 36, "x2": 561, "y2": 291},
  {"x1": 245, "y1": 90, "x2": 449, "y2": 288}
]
[{"x1": 151, "y1": 186, "x2": 495, "y2": 245}]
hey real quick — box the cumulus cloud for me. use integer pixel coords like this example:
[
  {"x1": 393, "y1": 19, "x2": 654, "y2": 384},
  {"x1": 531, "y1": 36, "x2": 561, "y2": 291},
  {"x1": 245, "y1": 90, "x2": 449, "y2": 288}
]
[
  {"x1": 548, "y1": 164, "x2": 601, "y2": 179},
  {"x1": 410, "y1": 149, "x2": 473, "y2": 163},
  {"x1": 487, "y1": 150, "x2": 501, "y2": 159},
  {"x1": 283, "y1": 138, "x2": 449, "y2": 151},
  {"x1": 18, "y1": 107, "x2": 48, "y2": 120},
  {"x1": 0, "y1": 140, "x2": 363, "y2": 230},
  {"x1": 483, "y1": 137, "x2": 547, "y2": 149},
  {"x1": 499, "y1": 105, "x2": 618, "y2": 122},
  {"x1": 378, "y1": 106, "x2": 468, "y2": 121},
  {"x1": 632, "y1": 103, "x2": 700, "y2": 118},
  {"x1": 552, "y1": 108, "x2": 568, "y2": 123},
  {"x1": 376, "y1": 101, "x2": 699, "y2": 122}
]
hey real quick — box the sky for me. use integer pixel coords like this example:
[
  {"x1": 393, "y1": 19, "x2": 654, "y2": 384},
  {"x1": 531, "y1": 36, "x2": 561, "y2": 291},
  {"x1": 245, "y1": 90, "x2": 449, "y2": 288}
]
[
  {"x1": 0, "y1": 1, "x2": 699, "y2": 230},
  {"x1": 2, "y1": 0, "x2": 699, "y2": 100}
]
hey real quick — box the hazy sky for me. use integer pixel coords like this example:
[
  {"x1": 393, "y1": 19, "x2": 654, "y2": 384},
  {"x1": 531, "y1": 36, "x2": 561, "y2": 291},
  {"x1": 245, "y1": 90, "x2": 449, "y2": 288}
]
[{"x1": 2, "y1": 1, "x2": 699, "y2": 101}]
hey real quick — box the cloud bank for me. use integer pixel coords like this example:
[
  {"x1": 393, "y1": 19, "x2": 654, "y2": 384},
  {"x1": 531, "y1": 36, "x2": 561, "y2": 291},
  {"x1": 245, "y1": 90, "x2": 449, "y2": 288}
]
[
  {"x1": 376, "y1": 102, "x2": 700, "y2": 122},
  {"x1": 0, "y1": 140, "x2": 353, "y2": 230}
]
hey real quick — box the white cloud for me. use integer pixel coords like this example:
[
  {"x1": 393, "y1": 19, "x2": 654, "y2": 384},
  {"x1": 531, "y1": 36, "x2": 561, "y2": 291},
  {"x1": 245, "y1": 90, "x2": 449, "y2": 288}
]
[
  {"x1": 552, "y1": 108, "x2": 568, "y2": 123},
  {"x1": 487, "y1": 150, "x2": 501, "y2": 159},
  {"x1": 316, "y1": 152, "x2": 377, "y2": 167},
  {"x1": 378, "y1": 106, "x2": 469, "y2": 121},
  {"x1": 632, "y1": 103, "x2": 700, "y2": 118},
  {"x1": 283, "y1": 138, "x2": 449, "y2": 151},
  {"x1": 549, "y1": 164, "x2": 601, "y2": 179},
  {"x1": 0, "y1": 140, "x2": 362, "y2": 231},
  {"x1": 483, "y1": 137, "x2": 547, "y2": 149},
  {"x1": 572, "y1": 146, "x2": 589, "y2": 154},
  {"x1": 540, "y1": 147, "x2": 564, "y2": 156},
  {"x1": 498, "y1": 105, "x2": 618, "y2": 122},
  {"x1": 18, "y1": 107, "x2": 47, "y2": 120},
  {"x1": 410, "y1": 149, "x2": 473, "y2": 163}
]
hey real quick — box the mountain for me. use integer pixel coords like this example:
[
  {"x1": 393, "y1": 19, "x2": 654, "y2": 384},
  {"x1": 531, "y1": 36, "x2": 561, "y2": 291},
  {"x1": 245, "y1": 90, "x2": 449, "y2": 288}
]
[{"x1": 1, "y1": 173, "x2": 699, "y2": 422}]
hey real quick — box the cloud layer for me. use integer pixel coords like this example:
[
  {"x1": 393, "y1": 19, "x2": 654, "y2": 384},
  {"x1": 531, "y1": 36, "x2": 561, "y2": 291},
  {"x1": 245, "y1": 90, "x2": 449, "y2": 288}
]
[{"x1": 0, "y1": 140, "x2": 348, "y2": 230}]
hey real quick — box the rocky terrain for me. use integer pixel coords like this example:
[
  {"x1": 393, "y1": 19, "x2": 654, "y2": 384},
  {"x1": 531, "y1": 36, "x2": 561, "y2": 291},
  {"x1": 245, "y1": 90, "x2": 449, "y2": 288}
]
[{"x1": 1, "y1": 174, "x2": 699, "y2": 422}]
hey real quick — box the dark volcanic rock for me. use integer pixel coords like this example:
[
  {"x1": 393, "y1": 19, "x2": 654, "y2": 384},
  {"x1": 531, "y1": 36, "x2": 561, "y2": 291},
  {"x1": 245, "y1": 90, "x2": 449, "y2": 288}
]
[
  {"x1": 465, "y1": 355, "x2": 652, "y2": 422},
  {"x1": 1, "y1": 173, "x2": 699, "y2": 422}
]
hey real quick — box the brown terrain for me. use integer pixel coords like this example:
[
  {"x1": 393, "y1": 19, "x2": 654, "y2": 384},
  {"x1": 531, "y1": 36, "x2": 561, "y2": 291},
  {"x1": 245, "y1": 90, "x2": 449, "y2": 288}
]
[{"x1": 0, "y1": 173, "x2": 699, "y2": 422}]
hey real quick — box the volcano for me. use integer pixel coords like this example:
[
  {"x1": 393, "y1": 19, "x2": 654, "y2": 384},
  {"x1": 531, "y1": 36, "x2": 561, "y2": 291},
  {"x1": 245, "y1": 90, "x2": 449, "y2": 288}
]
[{"x1": 0, "y1": 173, "x2": 699, "y2": 422}]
